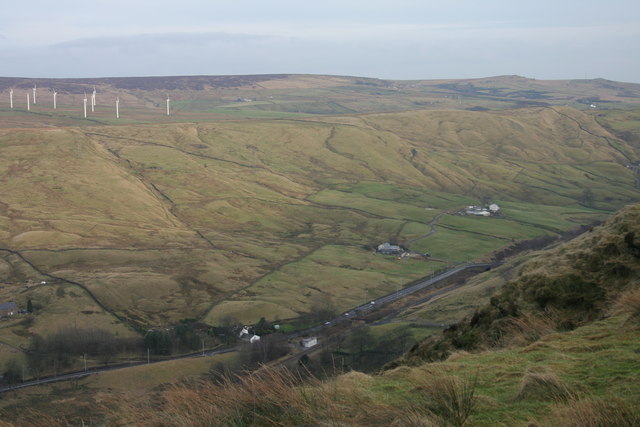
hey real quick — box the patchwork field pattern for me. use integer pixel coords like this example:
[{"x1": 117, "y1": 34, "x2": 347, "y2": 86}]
[{"x1": 0, "y1": 105, "x2": 638, "y2": 332}]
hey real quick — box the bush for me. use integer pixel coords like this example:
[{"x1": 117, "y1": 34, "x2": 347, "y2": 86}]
[
  {"x1": 144, "y1": 330, "x2": 172, "y2": 355},
  {"x1": 529, "y1": 274, "x2": 605, "y2": 313}
]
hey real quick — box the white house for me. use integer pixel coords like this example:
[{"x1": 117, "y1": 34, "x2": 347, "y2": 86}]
[
  {"x1": 377, "y1": 242, "x2": 403, "y2": 255},
  {"x1": 301, "y1": 337, "x2": 318, "y2": 348},
  {"x1": 465, "y1": 206, "x2": 490, "y2": 216},
  {"x1": 489, "y1": 204, "x2": 500, "y2": 213},
  {"x1": 249, "y1": 335, "x2": 261, "y2": 344}
]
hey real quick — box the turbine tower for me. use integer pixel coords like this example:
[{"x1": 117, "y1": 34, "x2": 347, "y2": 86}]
[
  {"x1": 53, "y1": 90, "x2": 57, "y2": 109},
  {"x1": 116, "y1": 97, "x2": 119, "y2": 119},
  {"x1": 91, "y1": 86, "x2": 96, "y2": 112},
  {"x1": 33, "y1": 84, "x2": 37, "y2": 104},
  {"x1": 166, "y1": 95, "x2": 170, "y2": 116},
  {"x1": 27, "y1": 93, "x2": 30, "y2": 111},
  {"x1": 9, "y1": 88, "x2": 13, "y2": 109},
  {"x1": 83, "y1": 93, "x2": 87, "y2": 118}
]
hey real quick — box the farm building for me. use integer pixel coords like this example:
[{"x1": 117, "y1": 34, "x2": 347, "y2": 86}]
[
  {"x1": 465, "y1": 206, "x2": 490, "y2": 216},
  {"x1": 0, "y1": 302, "x2": 18, "y2": 317},
  {"x1": 377, "y1": 242, "x2": 403, "y2": 255},
  {"x1": 301, "y1": 337, "x2": 318, "y2": 348}
]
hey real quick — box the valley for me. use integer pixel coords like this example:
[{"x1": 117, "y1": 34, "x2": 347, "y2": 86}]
[{"x1": 0, "y1": 75, "x2": 639, "y2": 423}]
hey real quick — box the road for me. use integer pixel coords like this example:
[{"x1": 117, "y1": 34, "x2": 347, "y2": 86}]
[
  {"x1": 407, "y1": 211, "x2": 447, "y2": 244},
  {"x1": 288, "y1": 262, "x2": 495, "y2": 337}
]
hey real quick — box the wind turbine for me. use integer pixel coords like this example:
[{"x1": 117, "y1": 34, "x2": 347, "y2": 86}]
[
  {"x1": 33, "y1": 84, "x2": 37, "y2": 104},
  {"x1": 116, "y1": 97, "x2": 119, "y2": 119},
  {"x1": 83, "y1": 93, "x2": 87, "y2": 118},
  {"x1": 27, "y1": 93, "x2": 30, "y2": 111},
  {"x1": 166, "y1": 95, "x2": 170, "y2": 116},
  {"x1": 91, "y1": 86, "x2": 96, "y2": 112},
  {"x1": 53, "y1": 90, "x2": 57, "y2": 109},
  {"x1": 9, "y1": 88, "x2": 13, "y2": 109}
]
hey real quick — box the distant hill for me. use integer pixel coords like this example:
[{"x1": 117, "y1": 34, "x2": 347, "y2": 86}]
[{"x1": 1, "y1": 74, "x2": 639, "y2": 126}]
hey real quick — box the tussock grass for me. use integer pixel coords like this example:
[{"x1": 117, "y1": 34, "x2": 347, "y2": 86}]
[
  {"x1": 498, "y1": 312, "x2": 557, "y2": 348},
  {"x1": 551, "y1": 397, "x2": 640, "y2": 427},
  {"x1": 615, "y1": 287, "x2": 640, "y2": 326},
  {"x1": 515, "y1": 370, "x2": 575, "y2": 402},
  {"x1": 105, "y1": 365, "x2": 480, "y2": 426},
  {"x1": 109, "y1": 366, "x2": 395, "y2": 426},
  {"x1": 410, "y1": 373, "x2": 478, "y2": 427}
]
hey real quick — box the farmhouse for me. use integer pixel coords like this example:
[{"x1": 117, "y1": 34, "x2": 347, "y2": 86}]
[
  {"x1": 301, "y1": 337, "x2": 318, "y2": 348},
  {"x1": 377, "y1": 242, "x2": 403, "y2": 255},
  {"x1": 465, "y1": 206, "x2": 490, "y2": 216},
  {"x1": 0, "y1": 302, "x2": 18, "y2": 317}
]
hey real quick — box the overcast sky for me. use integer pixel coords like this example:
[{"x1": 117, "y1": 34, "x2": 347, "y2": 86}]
[{"x1": 1, "y1": 0, "x2": 638, "y2": 82}]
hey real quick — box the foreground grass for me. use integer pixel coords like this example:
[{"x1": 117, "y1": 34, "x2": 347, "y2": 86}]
[{"x1": 31, "y1": 313, "x2": 630, "y2": 426}]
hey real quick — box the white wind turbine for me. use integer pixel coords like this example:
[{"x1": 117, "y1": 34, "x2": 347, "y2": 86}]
[
  {"x1": 116, "y1": 97, "x2": 119, "y2": 119},
  {"x1": 83, "y1": 93, "x2": 87, "y2": 118},
  {"x1": 27, "y1": 93, "x2": 30, "y2": 111},
  {"x1": 53, "y1": 90, "x2": 57, "y2": 109},
  {"x1": 33, "y1": 84, "x2": 37, "y2": 104},
  {"x1": 91, "y1": 86, "x2": 96, "y2": 112},
  {"x1": 166, "y1": 95, "x2": 170, "y2": 116},
  {"x1": 9, "y1": 88, "x2": 13, "y2": 109}
]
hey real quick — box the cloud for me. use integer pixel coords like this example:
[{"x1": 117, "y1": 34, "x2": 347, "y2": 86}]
[{"x1": 1, "y1": 21, "x2": 639, "y2": 83}]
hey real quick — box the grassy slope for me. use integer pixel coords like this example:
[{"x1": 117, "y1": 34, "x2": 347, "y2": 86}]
[{"x1": 0, "y1": 106, "x2": 638, "y2": 333}]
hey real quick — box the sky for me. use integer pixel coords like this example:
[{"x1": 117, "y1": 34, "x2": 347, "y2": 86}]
[{"x1": 1, "y1": 0, "x2": 639, "y2": 82}]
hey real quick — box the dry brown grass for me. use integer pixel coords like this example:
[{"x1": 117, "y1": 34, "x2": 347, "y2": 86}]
[
  {"x1": 102, "y1": 364, "x2": 481, "y2": 426},
  {"x1": 615, "y1": 286, "x2": 640, "y2": 327},
  {"x1": 0, "y1": 411, "x2": 72, "y2": 427},
  {"x1": 550, "y1": 397, "x2": 640, "y2": 427},
  {"x1": 410, "y1": 373, "x2": 478, "y2": 427},
  {"x1": 498, "y1": 312, "x2": 557, "y2": 348},
  {"x1": 516, "y1": 370, "x2": 575, "y2": 403},
  {"x1": 107, "y1": 365, "x2": 396, "y2": 426}
]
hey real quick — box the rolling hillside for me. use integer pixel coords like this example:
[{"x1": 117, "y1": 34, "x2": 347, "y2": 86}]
[{"x1": 0, "y1": 105, "x2": 639, "y2": 338}]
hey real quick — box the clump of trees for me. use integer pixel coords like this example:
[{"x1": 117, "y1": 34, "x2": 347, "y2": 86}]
[{"x1": 23, "y1": 327, "x2": 144, "y2": 380}]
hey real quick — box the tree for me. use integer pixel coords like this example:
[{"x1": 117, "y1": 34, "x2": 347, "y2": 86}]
[
  {"x1": 144, "y1": 330, "x2": 173, "y2": 355},
  {"x1": 1, "y1": 359, "x2": 22, "y2": 384},
  {"x1": 254, "y1": 317, "x2": 273, "y2": 335},
  {"x1": 26, "y1": 299, "x2": 33, "y2": 313}
]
